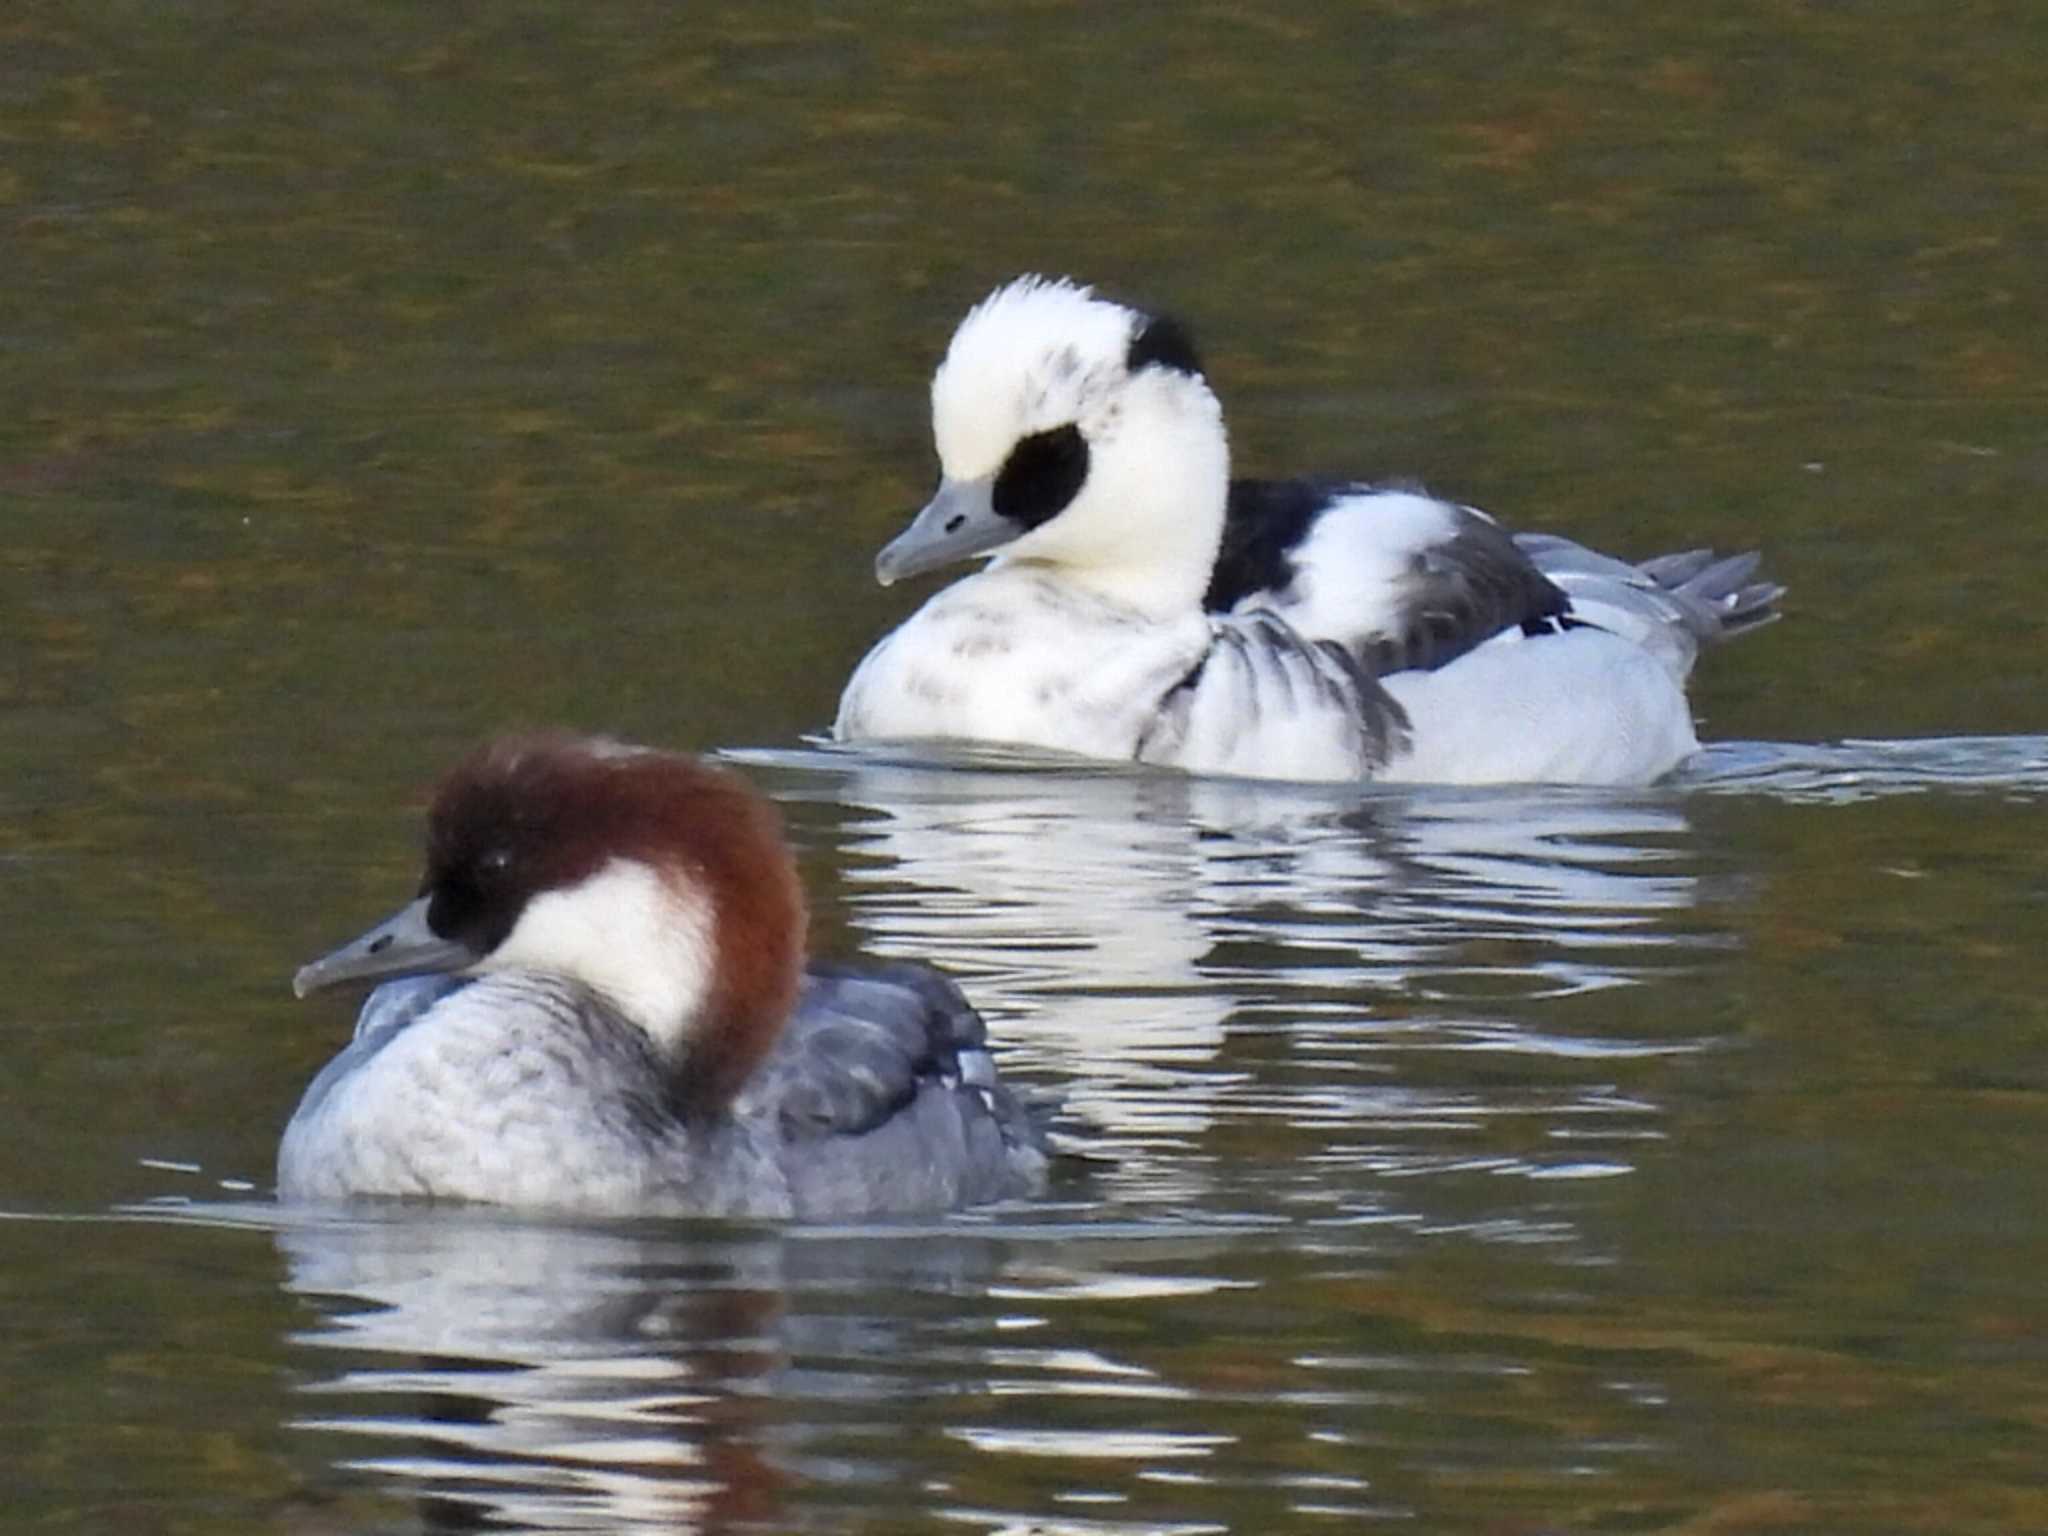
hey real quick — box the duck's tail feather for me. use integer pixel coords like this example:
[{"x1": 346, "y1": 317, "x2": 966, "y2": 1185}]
[
  {"x1": 1636, "y1": 548, "x2": 1786, "y2": 642},
  {"x1": 1515, "y1": 533, "x2": 1785, "y2": 681}
]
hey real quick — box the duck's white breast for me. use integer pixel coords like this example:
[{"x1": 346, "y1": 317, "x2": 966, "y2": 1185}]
[{"x1": 836, "y1": 568, "x2": 1213, "y2": 761}]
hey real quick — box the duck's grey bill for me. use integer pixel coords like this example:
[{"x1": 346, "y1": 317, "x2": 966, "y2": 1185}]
[
  {"x1": 873, "y1": 477, "x2": 1016, "y2": 586},
  {"x1": 293, "y1": 895, "x2": 479, "y2": 999}
]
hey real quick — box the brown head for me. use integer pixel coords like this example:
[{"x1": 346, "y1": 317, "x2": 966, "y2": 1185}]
[{"x1": 295, "y1": 734, "x2": 807, "y2": 1118}]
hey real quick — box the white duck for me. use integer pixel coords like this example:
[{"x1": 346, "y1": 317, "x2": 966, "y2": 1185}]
[{"x1": 834, "y1": 276, "x2": 1780, "y2": 785}]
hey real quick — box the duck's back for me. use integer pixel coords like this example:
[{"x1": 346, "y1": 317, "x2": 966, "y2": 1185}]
[
  {"x1": 1213, "y1": 484, "x2": 1575, "y2": 673},
  {"x1": 752, "y1": 959, "x2": 1051, "y2": 1217},
  {"x1": 1210, "y1": 483, "x2": 1782, "y2": 784}
]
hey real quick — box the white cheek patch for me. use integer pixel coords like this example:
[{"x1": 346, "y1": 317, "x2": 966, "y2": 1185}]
[
  {"x1": 999, "y1": 368, "x2": 1228, "y2": 619},
  {"x1": 479, "y1": 858, "x2": 715, "y2": 1056}
]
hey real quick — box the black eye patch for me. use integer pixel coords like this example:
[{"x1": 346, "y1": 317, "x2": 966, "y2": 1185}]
[
  {"x1": 991, "y1": 424, "x2": 1089, "y2": 530},
  {"x1": 420, "y1": 842, "x2": 525, "y2": 955},
  {"x1": 425, "y1": 870, "x2": 521, "y2": 956}
]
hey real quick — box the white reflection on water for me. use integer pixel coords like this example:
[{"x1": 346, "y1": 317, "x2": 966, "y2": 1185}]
[
  {"x1": 737, "y1": 747, "x2": 1730, "y2": 1210},
  {"x1": 277, "y1": 1210, "x2": 777, "y2": 1530},
  {"x1": 249, "y1": 1204, "x2": 1277, "y2": 1535},
  {"x1": 1689, "y1": 733, "x2": 2048, "y2": 802},
  {"x1": 267, "y1": 1206, "x2": 1047, "y2": 1533},
  {"x1": 790, "y1": 748, "x2": 1719, "y2": 1013}
]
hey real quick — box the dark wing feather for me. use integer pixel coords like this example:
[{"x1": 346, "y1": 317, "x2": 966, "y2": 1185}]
[
  {"x1": 1208, "y1": 478, "x2": 1347, "y2": 613},
  {"x1": 1357, "y1": 511, "x2": 1573, "y2": 675},
  {"x1": 767, "y1": 960, "x2": 990, "y2": 1137},
  {"x1": 760, "y1": 960, "x2": 1049, "y2": 1214}
]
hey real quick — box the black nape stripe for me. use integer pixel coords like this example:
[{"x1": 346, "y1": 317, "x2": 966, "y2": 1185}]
[
  {"x1": 1126, "y1": 313, "x2": 1204, "y2": 378},
  {"x1": 992, "y1": 424, "x2": 1090, "y2": 530}
]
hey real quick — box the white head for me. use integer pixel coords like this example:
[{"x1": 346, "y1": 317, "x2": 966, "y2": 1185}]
[
  {"x1": 874, "y1": 276, "x2": 1232, "y2": 618},
  {"x1": 294, "y1": 735, "x2": 807, "y2": 1116}
]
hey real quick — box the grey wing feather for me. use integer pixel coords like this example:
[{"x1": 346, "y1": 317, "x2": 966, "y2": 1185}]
[
  {"x1": 1516, "y1": 532, "x2": 1785, "y2": 676},
  {"x1": 1633, "y1": 546, "x2": 1786, "y2": 640},
  {"x1": 769, "y1": 961, "x2": 988, "y2": 1136},
  {"x1": 758, "y1": 961, "x2": 1051, "y2": 1213}
]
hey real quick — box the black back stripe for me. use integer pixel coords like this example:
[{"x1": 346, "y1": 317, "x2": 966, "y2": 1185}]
[{"x1": 1209, "y1": 478, "x2": 1354, "y2": 612}]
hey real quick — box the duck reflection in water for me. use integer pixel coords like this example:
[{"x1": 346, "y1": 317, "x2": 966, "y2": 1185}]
[
  {"x1": 278, "y1": 1209, "x2": 1029, "y2": 1533},
  {"x1": 782, "y1": 748, "x2": 1732, "y2": 1207}
]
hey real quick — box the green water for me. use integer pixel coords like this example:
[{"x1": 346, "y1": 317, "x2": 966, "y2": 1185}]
[{"x1": 3, "y1": 3, "x2": 2046, "y2": 1532}]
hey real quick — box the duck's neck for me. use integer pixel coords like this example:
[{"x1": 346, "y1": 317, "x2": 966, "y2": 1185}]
[
  {"x1": 665, "y1": 848, "x2": 806, "y2": 1124},
  {"x1": 1028, "y1": 377, "x2": 1231, "y2": 620}
]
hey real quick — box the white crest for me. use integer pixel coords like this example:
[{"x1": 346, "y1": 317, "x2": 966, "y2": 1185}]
[{"x1": 932, "y1": 277, "x2": 1138, "y2": 478}]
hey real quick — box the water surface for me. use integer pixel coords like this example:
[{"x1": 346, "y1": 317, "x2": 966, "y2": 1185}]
[{"x1": 4, "y1": 3, "x2": 2047, "y2": 1532}]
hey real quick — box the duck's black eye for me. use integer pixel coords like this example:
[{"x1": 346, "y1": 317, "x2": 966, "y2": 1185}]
[
  {"x1": 991, "y1": 424, "x2": 1088, "y2": 530},
  {"x1": 425, "y1": 846, "x2": 521, "y2": 953}
]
